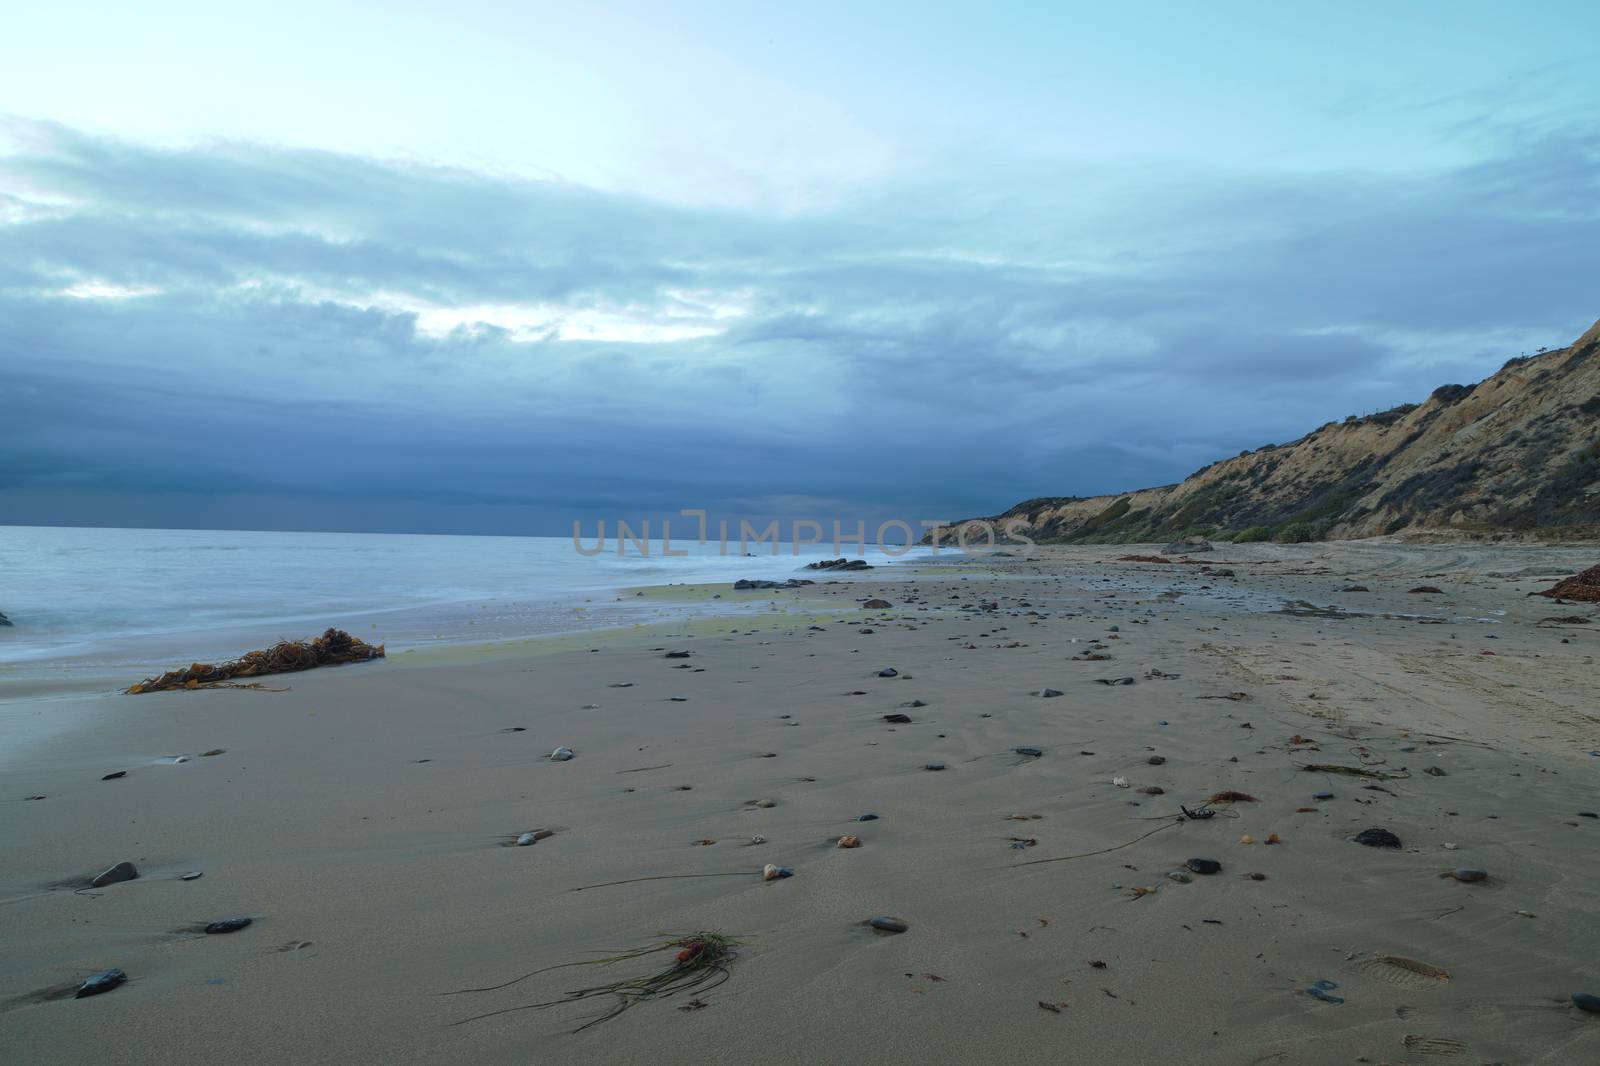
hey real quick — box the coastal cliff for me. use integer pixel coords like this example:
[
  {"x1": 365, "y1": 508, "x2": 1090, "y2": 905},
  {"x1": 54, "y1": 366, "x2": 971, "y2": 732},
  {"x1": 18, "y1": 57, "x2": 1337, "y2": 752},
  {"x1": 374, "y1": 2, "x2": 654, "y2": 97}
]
[{"x1": 931, "y1": 317, "x2": 1600, "y2": 544}]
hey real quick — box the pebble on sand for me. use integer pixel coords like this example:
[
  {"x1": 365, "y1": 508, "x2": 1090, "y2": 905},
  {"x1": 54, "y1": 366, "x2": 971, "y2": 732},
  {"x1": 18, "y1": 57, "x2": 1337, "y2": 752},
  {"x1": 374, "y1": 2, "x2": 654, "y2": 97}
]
[
  {"x1": 924, "y1": 763, "x2": 946, "y2": 771},
  {"x1": 868, "y1": 916, "x2": 909, "y2": 933},
  {"x1": 761, "y1": 864, "x2": 793, "y2": 881},
  {"x1": 90, "y1": 861, "x2": 139, "y2": 888},
  {"x1": 1353, "y1": 827, "x2": 1402, "y2": 848},
  {"x1": 1185, "y1": 858, "x2": 1222, "y2": 875},
  {"x1": 75, "y1": 969, "x2": 127, "y2": 999},
  {"x1": 516, "y1": 830, "x2": 554, "y2": 846},
  {"x1": 877, "y1": 667, "x2": 899, "y2": 677},
  {"x1": 549, "y1": 746, "x2": 575, "y2": 761},
  {"x1": 1450, "y1": 868, "x2": 1488, "y2": 882},
  {"x1": 204, "y1": 917, "x2": 253, "y2": 935},
  {"x1": 1032, "y1": 688, "x2": 1063, "y2": 698}
]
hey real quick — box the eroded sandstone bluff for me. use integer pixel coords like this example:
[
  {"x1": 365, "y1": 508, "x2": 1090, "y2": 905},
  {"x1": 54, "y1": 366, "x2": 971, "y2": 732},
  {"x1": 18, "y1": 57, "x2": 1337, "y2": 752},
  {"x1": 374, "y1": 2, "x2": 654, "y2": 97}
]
[{"x1": 931, "y1": 317, "x2": 1600, "y2": 545}]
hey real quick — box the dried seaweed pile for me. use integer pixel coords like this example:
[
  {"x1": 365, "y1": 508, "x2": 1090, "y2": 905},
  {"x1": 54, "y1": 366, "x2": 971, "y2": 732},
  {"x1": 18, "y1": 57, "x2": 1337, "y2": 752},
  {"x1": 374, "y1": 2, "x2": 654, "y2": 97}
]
[
  {"x1": 1536, "y1": 564, "x2": 1600, "y2": 603},
  {"x1": 125, "y1": 628, "x2": 384, "y2": 694}
]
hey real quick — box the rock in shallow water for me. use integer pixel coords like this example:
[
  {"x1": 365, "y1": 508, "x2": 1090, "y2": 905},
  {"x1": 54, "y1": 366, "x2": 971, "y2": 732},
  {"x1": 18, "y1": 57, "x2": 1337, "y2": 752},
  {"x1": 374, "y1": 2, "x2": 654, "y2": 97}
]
[
  {"x1": 75, "y1": 969, "x2": 127, "y2": 999},
  {"x1": 204, "y1": 917, "x2": 253, "y2": 935},
  {"x1": 90, "y1": 861, "x2": 138, "y2": 888}
]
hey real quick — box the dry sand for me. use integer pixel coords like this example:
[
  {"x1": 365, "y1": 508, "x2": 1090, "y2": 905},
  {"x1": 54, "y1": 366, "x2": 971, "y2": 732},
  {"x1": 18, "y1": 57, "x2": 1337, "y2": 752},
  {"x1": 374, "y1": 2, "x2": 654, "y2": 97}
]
[{"x1": 3, "y1": 541, "x2": 1598, "y2": 1064}]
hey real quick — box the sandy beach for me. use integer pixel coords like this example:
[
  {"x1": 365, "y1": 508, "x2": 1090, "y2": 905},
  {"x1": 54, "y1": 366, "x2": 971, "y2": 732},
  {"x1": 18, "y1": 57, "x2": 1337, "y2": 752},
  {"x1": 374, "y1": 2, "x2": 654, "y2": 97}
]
[{"x1": 4, "y1": 541, "x2": 1598, "y2": 1064}]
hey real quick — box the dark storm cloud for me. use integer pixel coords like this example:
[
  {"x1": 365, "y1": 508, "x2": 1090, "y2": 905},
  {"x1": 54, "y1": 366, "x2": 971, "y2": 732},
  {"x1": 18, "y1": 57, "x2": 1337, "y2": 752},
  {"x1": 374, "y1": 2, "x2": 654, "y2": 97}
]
[{"x1": 1, "y1": 119, "x2": 1595, "y2": 533}]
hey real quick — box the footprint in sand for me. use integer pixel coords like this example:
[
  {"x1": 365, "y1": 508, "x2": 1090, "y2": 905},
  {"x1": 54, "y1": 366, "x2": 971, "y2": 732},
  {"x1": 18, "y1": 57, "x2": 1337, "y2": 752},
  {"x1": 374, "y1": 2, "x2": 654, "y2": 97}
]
[
  {"x1": 1357, "y1": 954, "x2": 1451, "y2": 989},
  {"x1": 1401, "y1": 1034, "x2": 1469, "y2": 1055}
]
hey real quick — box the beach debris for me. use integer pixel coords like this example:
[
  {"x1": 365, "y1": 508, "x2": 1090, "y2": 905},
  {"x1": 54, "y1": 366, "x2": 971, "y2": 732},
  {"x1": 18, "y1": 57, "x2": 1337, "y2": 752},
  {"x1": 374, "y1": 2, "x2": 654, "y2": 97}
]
[
  {"x1": 867, "y1": 916, "x2": 909, "y2": 933},
  {"x1": 1037, "y1": 1000, "x2": 1064, "y2": 1013},
  {"x1": 1032, "y1": 687, "x2": 1063, "y2": 698},
  {"x1": 1139, "y1": 785, "x2": 1166, "y2": 795},
  {"x1": 1448, "y1": 868, "x2": 1488, "y2": 882},
  {"x1": 90, "y1": 861, "x2": 139, "y2": 888},
  {"x1": 1112, "y1": 775, "x2": 1130, "y2": 788},
  {"x1": 877, "y1": 667, "x2": 899, "y2": 677},
  {"x1": 1536, "y1": 565, "x2": 1600, "y2": 601},
  {"x1": 750, "y1": 799, "x2": 777, "y2": 808},
  {"x1": 549, "y1": 747, "x2": 575, "y2": 761},
  {"x1": 101, "y1": 771, "x2": 127, "y2": 781},
  {"x1": 1166, "y1": 869, "x2": 1192, "y2": 883},
  {"x1": 1239, "y1": 835, "x2": 1255, "y2": 845},
  {"x1": 1359, "y1": 955, "x2": 1450, "y2": 987},
  {"x1": 746, "y1": 835, "x2": 766, "y2": 846},
  {"x1": 75, "y1": 969, "x2": 127, "y2": 999},
  {"x1": 1128, "y1": 885, "x2": 1158, "y2": 899},
  {"x1": 1313, "y1": 791, "x2": 1334, "y2": 800},
  {"x1": 1208, "y1": 790, "x2": 1257, "y2": 804},
  {"x1": 1015, "y1": 746, "x2": 1043, "y2": 758},
  {"x1": 762, "y1": 864, "x2": 793, "y2": 881},
  {"x1": 837, "y1": 836, "x2": 862, "y2": 849},
  {"x1": 1179, "y1": 804, "x2": 1215, "y2": 820},
  {"x1": 1353, "y1": 827, "x2": 1402, "y2": 848},
  {"x1": 1008, "y1": 836, "x2": 1037, "y2": 849},
  {"x1": 1304, "y1": 978, "x2": 1344, "y2": 1004},
  {"x1": 1248, "y1": 872, "x2": 1267, "y2": 881},
  {"x1": 446, "y1": 931, "x2": 744, "y2": 1032},
  {"x1": 882, "y1": 713, "x2": 913, "y2": 724},
  {"x1": 204, "y1": 917, "x2": 253, "y2": 935},
  {"x1": 1266, "y1": 833, "x2": 1281, "y2": 845},
  {"x1": 125, "y1": 628, "x2": 383, "y2": 693},
  {"x1": 1301, "y1": 763, "x2": 1408, "y2": 780},
  {"x1": 1196, "y1": 691, "x2": 1251, "y2": 701},
  {"x1": 1094, "y1": 676, "x2": 1135, "y2": 686},
  {"x1": 517, "y1": 830, "x2": 555, "y2": 846},
  {"x1": 1573, "y1": 992, "x2": 1600, "y2": 1013},
  {"x1": 1185, "y1": 858, "x2": 1222, "y2": 875},
  {"x1": 1423, "y1": 766, "x2": 1448, "y2": 777},
  {"x1": 180, "y1": 871, "x2": 203, "y2": 881}
]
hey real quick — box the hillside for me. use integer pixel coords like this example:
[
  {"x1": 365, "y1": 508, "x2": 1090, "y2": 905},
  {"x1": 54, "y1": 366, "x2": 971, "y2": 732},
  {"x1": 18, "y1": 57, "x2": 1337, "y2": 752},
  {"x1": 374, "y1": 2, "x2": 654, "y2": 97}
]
[{"x1": 933, "y1": 317, "x2": 1600, "y2": 545}]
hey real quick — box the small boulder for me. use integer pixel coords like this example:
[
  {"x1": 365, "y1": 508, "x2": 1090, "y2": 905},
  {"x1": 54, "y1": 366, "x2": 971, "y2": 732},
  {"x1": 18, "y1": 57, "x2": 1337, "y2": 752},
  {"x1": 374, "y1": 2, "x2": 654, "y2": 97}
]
[{"x1": 90, "y1": 861, "x2": 139, "y2": 888}]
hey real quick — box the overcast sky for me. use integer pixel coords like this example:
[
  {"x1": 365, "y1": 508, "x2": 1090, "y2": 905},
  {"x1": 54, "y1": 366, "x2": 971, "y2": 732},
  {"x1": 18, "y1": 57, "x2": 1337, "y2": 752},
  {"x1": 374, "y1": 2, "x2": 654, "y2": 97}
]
[{"x1": 3, "y1": 1, "x2": 1597, "y2": 535}]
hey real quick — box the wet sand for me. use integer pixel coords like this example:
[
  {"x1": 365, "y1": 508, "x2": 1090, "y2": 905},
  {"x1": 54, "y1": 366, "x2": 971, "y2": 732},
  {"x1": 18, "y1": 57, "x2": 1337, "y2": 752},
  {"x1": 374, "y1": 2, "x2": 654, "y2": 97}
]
[{"x1": 3, "y1": 541, "x2": 1598, "y2": 1064}]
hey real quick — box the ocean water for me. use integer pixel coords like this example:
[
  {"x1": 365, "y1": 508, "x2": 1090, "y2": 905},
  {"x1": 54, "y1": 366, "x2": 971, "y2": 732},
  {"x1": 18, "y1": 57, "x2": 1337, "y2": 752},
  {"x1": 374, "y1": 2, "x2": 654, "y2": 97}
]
[{"x1": 0, "y1": 526, "x2": 927, "y2": 684}]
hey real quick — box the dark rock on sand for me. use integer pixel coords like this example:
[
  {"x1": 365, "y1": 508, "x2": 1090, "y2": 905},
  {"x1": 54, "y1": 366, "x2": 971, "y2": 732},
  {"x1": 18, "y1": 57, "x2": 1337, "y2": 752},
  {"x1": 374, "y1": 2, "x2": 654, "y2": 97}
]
[
  {"x1": 1450, "y1": 868, "x2": 1488, "y2": 883},
  {"x1": 1015, "y1": 747, "x2": 1044, "y2": 758},
  {"x1": 1186, "y1": 858, "x2": 1222, "y2": 875},
  {"x1": 1408, "y1": 585, "x2": 1444, "y2": 594},
  {"x1": 664, "y1": 651, "x2": 691, "y2": 659},
  {"x1": 1032, "y1": 688, "x2": 1063, "y2": 698},
  {"x1": 101, "y1": 771, "x2": 126, "y2": 781},
  {"x1": 868, "y1": 916, "x2": 909, "y2": 933},
  {"x1": 882, "y1": 713, "x2": 912, "y2": 724},
  {"x1": 204, "y1": 917, "x2": 254, "y2": 934},
  {"x1": 862, "y1": 599, "x2": 893, "y2": 609},
  {"x1": 91, "y1": 861, "x2": 139, "y2": 888},
  {"x1": 924, "y1": 763, "x2": 946, "y2": 771},
  {"x1": 1353, "y1": 827, "x2": 1402, "y2": 848},
  {"x1": 1573, "y1": 992, "x2": 1600, "y2": 1013},
  {"x1": 1147, "y1": 755, "x2": 1166, "y2": 765},
  {"x1": 75, "y1": 969, "x2": 127, "y2": 998},
  {"x1": 806, "y1": 558, "x2": 872, "y2": 571},
  {"x1": 877, "y1": 667, "x2": 899, "y2": 677}
]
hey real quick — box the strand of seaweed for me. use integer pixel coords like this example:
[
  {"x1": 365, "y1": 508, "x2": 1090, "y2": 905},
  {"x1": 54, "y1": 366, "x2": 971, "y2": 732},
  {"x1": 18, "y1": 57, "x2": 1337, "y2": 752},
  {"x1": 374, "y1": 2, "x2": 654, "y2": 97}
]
[
  {"x1": 444, "y1": 932, "x2": 744, "y2": 1031},
  {"x1": 570, "y1": 870, "x2": 760, "y2": 893},
  {"x1": 1010, "y1": 819, "x2": 1182, "y2": 868}
]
